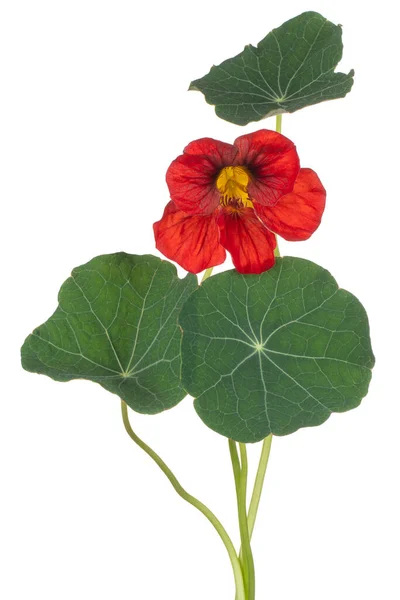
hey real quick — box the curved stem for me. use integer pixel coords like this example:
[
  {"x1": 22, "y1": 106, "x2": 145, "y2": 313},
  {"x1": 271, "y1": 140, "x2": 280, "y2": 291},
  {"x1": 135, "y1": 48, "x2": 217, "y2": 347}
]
[
  {"x1": 247, "y1": 435, "x2": 272, "y2": 539},
  {"x1": 121, "y1": 401, "x2": 246, "y2": 600}
]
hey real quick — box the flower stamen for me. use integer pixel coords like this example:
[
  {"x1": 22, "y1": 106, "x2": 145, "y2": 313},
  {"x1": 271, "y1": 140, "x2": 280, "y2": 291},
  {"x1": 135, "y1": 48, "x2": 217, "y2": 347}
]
[{"x1": 216, "y1": 166, "x2": 253, "y2": 208}]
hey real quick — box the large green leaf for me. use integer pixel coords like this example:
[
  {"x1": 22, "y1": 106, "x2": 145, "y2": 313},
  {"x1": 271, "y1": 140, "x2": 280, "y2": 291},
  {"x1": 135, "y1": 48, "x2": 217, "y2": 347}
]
[
  {"x1": 190, "y1": 11, "x2": 354, "y2": 126},
  {"x1": 21, "y1": 253, "x2": 197, "y2": 414},
  {"x1": 179, "y1": 258, "x2": 374, "y2": 443}
]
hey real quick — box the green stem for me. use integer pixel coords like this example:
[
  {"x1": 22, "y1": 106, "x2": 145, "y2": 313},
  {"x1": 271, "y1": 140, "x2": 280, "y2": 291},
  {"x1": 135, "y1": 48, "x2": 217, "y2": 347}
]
[
  {"x1": 201, "y1": 267, "x2": 214, "y2": 283},
  {"x1": 247, "y1": 436, "x2": 272, "y2": 539},
  {"x1": 229, "y1": 440, "x2": 248, "y2": 593},
  {"x1": 230, "y1": 440, "x2": 256, "y2": 600},
  {"x1": 235, "y1": 436, "x2": 273, "y2": 600},
  {"x1": 238, "y1": 444, "x2": 255, "y2": 600},
  {"x1": 121, "y1": 401, "x2": 246, "y2": 600}
]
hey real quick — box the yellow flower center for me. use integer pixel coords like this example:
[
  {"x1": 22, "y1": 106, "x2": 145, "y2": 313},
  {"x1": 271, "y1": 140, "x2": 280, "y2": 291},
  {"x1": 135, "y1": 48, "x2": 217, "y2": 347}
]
[{"x1": 216, "y1": 166, "x2": 253, "y2": 209}]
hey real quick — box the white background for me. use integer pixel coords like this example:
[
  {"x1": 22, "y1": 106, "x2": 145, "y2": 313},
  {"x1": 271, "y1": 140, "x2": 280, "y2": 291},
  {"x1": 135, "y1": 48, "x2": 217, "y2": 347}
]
[{"x1": 1, "y1": 1, "x2": 398, "y2": 598}]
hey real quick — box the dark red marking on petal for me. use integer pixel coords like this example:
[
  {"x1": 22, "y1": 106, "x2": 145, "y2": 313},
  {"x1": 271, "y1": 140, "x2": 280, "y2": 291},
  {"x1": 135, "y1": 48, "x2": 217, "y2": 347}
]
[
  {"x1": 166, "y1": 138, "x2": 237, "y2": 216},
  {"x1": 166, "y1": 154, "x2": 221, "y2": 216},
  {"x1": 233, "y1": 129, "x2": 300, "y2": 207}
]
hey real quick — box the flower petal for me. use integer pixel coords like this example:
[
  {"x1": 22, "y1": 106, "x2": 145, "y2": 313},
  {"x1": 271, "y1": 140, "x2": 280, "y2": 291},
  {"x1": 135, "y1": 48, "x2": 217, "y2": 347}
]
[
  {"x1": 184, "y1": 138, "x2": 237, "y2": 163},
  {"x1": 255, "y1": 168, "x2": 326, "y2": 241},
  {"x1": 153, "y1": 201, "x2": 226, "y2": 274},
  {"x1": 233, "y1": 129, "x2": 300, "y2": 206},
  {"x1": 218, "y1": 206, "x2": 276, "y2": 274},
  {"x1": 166, "y1": 138, "x2": 237, "y2": 216},
  {"x1": 166, "y1": 155, "x2": 220, "y2": 216}
]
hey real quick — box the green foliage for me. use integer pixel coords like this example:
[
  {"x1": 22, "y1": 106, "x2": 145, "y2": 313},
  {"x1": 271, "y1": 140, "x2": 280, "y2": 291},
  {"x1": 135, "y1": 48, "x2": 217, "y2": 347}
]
[
  {"x1": 21, "y1": 253, "x2": 197, "y2": 414},
  {"x1": 179, "y1": 257, "x2": 374, "y2": 443},
  {"x1": 190, "y1": 11, "x2": 354, "y2": 126}
]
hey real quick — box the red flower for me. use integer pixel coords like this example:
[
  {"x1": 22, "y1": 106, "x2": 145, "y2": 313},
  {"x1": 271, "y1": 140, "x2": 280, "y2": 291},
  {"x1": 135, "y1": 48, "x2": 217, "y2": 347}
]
[{"x1": 154, "y1": 130, "x2": 326, "y2": 274}]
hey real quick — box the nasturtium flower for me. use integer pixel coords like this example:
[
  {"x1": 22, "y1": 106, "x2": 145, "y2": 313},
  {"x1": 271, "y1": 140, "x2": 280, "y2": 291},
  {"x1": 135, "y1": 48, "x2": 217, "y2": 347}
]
[{"x1": 154, "y1": 130, "x2": 326, "y2": 274}]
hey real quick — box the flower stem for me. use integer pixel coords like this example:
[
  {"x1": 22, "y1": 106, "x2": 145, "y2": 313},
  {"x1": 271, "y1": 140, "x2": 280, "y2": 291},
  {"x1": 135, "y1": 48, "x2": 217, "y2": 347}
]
[
  {"x1": 234, "y1": 436, "x2": 273, "y2": 600},
  {"x1": 121, "y1": 401, "x2": 246, "y2": 600},
  {"x1": 276, "y1": 113, "x2": 282, "y2": 134},
  {"x1": 247, "y1": 436, "x2": 272, "y2": 539},
  {"x1": 229, "y1": 440, "x2": 247, "y2": 592},
  {"x1": 229, "y1": 440, "x2": 256, "y2": 600},
  {"x1": 239, "y1": 443, "x2": 256, "y2": 600},
  {"x1": 201, "y1": 267, "x2": 214, "y2": 283}
]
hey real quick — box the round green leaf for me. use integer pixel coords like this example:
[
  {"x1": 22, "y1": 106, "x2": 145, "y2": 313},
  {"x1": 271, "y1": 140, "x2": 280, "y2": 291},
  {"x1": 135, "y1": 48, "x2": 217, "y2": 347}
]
[
  {"x1": 190, "y1": 12, "x2": 354, "y2": 126},
  {"x1": 179, "y1": 257, "x2": 374, "y2": 442},
  {"x1": 21, "y1": 253, "x2": 197, "y2": 414}
]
